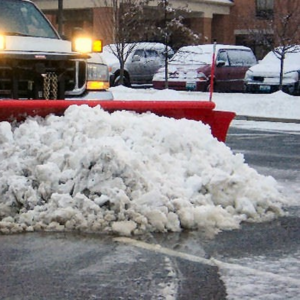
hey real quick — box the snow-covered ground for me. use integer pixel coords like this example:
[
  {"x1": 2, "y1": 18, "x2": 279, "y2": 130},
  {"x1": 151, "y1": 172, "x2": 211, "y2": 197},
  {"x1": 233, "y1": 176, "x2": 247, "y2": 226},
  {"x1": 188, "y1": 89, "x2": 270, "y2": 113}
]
[
  {"x1": 113, "y1": 86, "x2": 300, "y2": 122},
  {"x1": 0, "y1": 87, "x2": 299, "y2": 236}
]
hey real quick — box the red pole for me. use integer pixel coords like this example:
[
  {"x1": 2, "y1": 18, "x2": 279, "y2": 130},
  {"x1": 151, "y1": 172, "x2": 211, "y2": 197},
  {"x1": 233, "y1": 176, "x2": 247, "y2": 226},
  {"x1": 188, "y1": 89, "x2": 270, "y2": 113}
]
[{"x1": 209, "y1": 41, "x2": 217, "y2": 101}]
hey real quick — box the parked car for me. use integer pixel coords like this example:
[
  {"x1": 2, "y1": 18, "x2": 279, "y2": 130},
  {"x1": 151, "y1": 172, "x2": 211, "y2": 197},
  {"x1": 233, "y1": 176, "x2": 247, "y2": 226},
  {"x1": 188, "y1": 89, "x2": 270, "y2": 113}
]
[
  {"x1": 152, "y1": 44, "x2": 257, "y2": 92},
  {"x1": 244, "y1": 49, "x2": 300, "y2": 95},
  {"x1": 101, "y1": 42, "x2": 174, "y2": 87}
]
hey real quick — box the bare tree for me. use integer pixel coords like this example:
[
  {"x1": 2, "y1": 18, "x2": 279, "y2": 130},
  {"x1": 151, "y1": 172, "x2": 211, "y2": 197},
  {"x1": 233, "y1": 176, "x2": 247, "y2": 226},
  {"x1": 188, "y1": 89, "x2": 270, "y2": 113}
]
[
  {"x1": 240, "y1": 0, "x2": 300, "y2": 90},
  {"x1": 106, "y1": 0, "x2": 150, "y2": 85},
  {"x1": 148, "y1": 0, "x2": 201, "y2": 88},
  {"x1": 105, "y1": 0, "x2": 200, "y2": 87},
  {"x1": 271, "y1": 0, "x2": 300, "y2": 90}
]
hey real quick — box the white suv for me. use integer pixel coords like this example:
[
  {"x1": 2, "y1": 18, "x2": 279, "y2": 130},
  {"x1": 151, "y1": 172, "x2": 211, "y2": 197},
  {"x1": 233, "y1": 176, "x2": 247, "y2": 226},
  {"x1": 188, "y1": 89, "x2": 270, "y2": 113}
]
[{"x1": 101, "y1": 42, "x2": 174, "y2": 87}]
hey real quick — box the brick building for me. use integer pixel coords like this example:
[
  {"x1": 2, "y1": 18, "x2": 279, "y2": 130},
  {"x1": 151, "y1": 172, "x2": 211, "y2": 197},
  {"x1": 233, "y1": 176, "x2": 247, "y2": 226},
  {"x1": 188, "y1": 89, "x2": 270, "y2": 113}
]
[
  {"x1": 33, "y1": 0, "x2": 300, "y2": 58},
  {"x1": 34, "y1": 0, "x2": 235, "y2": 45},
  {"x1": 232, "y1": 0, "x2": 300, "y2": 58}
]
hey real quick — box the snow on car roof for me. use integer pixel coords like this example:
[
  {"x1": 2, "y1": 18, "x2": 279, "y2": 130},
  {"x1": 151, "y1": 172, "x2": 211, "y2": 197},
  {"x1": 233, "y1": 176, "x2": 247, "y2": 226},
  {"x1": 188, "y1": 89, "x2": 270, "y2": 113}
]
[
  {"x1": 104, "y1": 42, "x2": 171, "y2": 53},
  {"x1": 177, "y1": 44, "x2": 252, "y2": 54},
  {"x1": 171, "y1": 44, "x2": 252, "y2": 64},
  {"x1": 262, "y1": 48, "x2": 300, "y2": 65},
  {"x1": 101, "y1": 42, "x2": 173, "y2": 66}
]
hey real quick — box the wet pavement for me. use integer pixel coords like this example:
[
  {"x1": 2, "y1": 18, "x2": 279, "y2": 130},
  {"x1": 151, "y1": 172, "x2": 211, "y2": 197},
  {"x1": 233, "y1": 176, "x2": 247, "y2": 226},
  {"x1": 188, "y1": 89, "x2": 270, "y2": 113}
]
[
  {"x1": 0, "y1": 232, "x2": 226, "y2": 300},
  {"x1": 1, "y1": 210, "x2": 300, "y2": 299}
]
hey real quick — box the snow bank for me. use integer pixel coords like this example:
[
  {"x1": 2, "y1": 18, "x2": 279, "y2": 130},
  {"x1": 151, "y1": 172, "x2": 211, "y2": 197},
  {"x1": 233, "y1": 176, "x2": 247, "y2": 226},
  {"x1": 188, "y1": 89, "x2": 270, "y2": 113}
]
[
  {"x1": 110, "y1": 87, "x2": 300, "y2": 120},
  {"x1": 0, "y1": 105, "x2": 284, "y2": 235}
]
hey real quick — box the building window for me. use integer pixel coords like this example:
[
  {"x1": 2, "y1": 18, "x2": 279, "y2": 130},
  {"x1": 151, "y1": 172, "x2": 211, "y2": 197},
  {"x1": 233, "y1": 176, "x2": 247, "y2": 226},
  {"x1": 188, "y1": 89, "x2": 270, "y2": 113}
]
[{"x1": 256, "y1": 0, "x2": 274, "y2": 19}]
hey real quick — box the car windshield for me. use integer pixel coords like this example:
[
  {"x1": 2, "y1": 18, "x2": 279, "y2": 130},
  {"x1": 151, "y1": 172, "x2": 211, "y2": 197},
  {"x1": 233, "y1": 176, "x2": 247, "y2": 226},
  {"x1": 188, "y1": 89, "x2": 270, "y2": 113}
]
[
  {"x1": 0, "y1": 0, "x2": 58, "y2": 39},
  {"x1": 171, "y1": 50, "x2": 211, "y2": 65},
  {"x1": 226, "y1": 49, "x2": 257, "y2": 66}
]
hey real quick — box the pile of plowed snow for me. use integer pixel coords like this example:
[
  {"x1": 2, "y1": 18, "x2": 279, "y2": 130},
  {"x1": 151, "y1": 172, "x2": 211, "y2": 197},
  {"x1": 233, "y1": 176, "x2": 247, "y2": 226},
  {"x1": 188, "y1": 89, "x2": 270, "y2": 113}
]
[{"x1": 0, "y1": 105, "x2": 283, "y2": 235}]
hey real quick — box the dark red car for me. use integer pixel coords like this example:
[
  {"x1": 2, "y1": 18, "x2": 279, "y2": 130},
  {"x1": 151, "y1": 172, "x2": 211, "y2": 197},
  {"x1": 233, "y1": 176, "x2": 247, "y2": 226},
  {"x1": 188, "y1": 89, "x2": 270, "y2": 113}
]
[{"x1": 152, "y1": 44, "x2": 257, "y2": 92}]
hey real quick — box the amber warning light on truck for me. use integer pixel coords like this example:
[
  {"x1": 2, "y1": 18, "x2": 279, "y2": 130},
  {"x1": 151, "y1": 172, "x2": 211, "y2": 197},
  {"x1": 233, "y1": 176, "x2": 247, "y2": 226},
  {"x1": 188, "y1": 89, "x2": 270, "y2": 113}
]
[
  {"x1": 93, "y1": 40, "x2": 103, "y2": 52},
  {"x1": 73, "y1": 37, "x2": 103, "y2": 53}
]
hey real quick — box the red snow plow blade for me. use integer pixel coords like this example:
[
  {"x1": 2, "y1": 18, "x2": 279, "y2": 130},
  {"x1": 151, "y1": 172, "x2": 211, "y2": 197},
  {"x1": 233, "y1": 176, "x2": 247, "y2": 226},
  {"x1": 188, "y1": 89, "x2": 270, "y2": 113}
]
[{"x1": 0, "y1": 100, "x2": 235, "y2": 142}]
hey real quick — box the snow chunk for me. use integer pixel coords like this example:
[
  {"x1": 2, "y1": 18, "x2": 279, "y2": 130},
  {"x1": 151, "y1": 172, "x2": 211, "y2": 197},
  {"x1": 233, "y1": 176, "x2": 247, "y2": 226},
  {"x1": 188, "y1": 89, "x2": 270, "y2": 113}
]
[
  {"x1": 112, "y1": 220, "x2": 137, "y2": 236},
  {"x1": 0, "y1": 122, "x2": 13, "y2": 143}
]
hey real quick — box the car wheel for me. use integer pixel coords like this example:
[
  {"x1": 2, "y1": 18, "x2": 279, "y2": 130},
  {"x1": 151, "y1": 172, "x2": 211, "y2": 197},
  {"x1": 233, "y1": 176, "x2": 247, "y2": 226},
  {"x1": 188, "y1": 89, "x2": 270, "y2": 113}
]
[
  {"x1": 244, "y1": 85, "x2": 250, "y2": 93},
  {"x1": 294, "y1": 82, "x2": 300, "y2": 95},
  {"x1": 113, "y1": 73, "x2": 131, "y2": 87}
]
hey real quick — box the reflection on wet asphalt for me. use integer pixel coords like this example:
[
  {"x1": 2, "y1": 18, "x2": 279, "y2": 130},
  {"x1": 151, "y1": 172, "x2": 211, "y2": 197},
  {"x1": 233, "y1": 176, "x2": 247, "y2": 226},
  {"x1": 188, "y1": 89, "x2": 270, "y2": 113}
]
[{"x1": 0, "y1": 232, "x2": 226, "y2": 299}]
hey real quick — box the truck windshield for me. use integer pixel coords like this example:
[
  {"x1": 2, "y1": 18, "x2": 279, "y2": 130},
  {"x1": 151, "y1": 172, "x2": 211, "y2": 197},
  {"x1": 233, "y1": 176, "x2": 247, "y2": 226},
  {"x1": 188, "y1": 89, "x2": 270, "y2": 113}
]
[{"x1": 0, "y1": 0, "x2": 58, "y2": 39}]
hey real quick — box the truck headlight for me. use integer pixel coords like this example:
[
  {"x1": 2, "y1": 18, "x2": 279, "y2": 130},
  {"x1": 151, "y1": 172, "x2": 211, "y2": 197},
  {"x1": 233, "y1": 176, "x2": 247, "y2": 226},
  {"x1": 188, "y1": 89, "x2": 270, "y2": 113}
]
[
  {"x1": 87, "y1": 63, "x2": 110, "y2": 90},
  {"x1": 0, "y1": 35, "x2": 5, "y2": 50}
]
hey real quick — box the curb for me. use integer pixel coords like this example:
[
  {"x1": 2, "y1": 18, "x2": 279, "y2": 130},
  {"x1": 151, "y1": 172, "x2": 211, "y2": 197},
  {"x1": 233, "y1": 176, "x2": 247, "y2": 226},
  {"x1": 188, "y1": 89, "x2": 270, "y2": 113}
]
[{"x1": 235, "y1": 115, "x2": 300, "y2": 124}]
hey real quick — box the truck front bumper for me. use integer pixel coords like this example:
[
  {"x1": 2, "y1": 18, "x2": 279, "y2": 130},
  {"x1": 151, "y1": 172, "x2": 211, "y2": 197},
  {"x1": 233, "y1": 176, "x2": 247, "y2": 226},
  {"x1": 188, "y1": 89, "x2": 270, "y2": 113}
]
[{"x1": 66, "y1": 90, "x2": 114, "y2": 101}]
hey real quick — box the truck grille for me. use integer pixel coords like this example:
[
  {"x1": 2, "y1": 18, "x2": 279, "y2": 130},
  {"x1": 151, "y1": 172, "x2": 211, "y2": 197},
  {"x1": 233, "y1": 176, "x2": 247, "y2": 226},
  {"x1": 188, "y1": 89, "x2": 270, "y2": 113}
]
[{"x1": 0, "y1": 58, "x2": 86, "y2": 99}]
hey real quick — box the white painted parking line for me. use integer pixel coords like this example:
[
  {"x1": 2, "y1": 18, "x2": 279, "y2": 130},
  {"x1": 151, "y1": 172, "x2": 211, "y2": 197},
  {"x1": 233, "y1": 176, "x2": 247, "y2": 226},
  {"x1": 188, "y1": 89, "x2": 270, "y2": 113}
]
[
  {"x1": 114, "y1": 237, "x2": 300, "y2": 286},
  {"x1": 114, "y1": 237, "x2": 215, "y2": 266}
]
